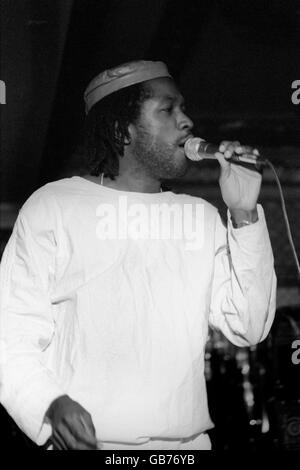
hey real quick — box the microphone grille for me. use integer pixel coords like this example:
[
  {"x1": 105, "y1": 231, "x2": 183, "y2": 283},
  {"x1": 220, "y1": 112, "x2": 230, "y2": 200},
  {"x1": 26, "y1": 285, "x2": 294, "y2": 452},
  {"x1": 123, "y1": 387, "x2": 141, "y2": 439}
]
[{"x1": 184, "y1": 137, "x2": 205, "y2": 161}]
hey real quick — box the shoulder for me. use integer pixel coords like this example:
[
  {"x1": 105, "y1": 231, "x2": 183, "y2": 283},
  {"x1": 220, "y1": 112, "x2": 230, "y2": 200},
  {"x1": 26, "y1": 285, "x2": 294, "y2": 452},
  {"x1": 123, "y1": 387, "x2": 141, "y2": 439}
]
[{"x1": 18, "y1": 177, "x2": 81, "y2": 228}]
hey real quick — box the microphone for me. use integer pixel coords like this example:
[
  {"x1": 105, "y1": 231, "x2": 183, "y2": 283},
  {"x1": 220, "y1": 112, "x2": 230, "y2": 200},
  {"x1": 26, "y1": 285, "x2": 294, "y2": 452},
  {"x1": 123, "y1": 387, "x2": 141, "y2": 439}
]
[{"x1": 184, "y1": 137, "x2": 266, "y2": 172}]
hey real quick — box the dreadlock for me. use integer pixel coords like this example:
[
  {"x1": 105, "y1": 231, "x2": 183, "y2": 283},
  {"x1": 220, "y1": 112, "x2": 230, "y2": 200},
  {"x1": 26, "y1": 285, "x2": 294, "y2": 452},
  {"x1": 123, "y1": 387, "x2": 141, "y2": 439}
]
[{"x1": 84, "y1": 82, "x2": 150, "y2": 179}]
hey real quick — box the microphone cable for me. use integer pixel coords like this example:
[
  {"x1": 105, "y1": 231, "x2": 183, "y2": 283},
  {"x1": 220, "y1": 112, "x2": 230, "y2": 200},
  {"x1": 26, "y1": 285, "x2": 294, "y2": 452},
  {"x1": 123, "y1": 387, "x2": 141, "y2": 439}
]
[{"x1": 264, "y1": 159, "x2": 300, "y2": 282}]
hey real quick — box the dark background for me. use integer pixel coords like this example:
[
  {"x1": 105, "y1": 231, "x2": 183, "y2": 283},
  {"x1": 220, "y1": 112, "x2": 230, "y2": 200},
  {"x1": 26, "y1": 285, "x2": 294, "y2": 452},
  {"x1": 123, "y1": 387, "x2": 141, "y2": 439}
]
[
  {"x1": 1, "y1": 0, "x2": 300, "y2": 202},
  {"x1": 1, "y1": 0, "x2": 300, "y2": 450}
]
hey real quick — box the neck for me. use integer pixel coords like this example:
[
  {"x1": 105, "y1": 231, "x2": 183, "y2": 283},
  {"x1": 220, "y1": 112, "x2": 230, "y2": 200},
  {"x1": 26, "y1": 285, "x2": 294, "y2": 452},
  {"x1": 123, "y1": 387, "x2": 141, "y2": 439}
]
[
  {"x1": 104, "y1": 167, "x2": 162, "y2": 193},
  {"x1": 112, "y1": 150, "x2": 163, "y2": 192},
  {"x1": 110, "y1": 165, "x2": 161, "y2": 193},
  {"x1": 83, "y1": 162, "x2": 162, "y2": 193}
]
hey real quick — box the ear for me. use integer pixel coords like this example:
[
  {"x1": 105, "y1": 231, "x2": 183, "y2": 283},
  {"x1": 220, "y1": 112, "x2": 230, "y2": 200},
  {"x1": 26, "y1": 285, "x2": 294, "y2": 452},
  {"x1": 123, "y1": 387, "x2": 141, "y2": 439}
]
[
  {"x1": 125, "y1": 122, "x2": 137, "y2": 145},
  {"x1": 114, "y1": 121, "x2": 131, "y2": 145}
]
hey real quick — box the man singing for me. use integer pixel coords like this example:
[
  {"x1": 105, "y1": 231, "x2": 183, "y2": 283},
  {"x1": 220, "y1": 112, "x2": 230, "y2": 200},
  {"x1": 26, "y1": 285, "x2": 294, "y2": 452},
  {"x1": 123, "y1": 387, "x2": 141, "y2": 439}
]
[{"x1": 0, "y1": 60, "x2": 276, "y2": 450}]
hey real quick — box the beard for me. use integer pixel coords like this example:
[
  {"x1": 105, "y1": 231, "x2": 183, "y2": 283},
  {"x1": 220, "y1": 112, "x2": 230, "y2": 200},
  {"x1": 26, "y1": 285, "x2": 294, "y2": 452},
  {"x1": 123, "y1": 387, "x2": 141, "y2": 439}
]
[{"x1": 130, "y1": 126, "x2": 188, "y2": 180}]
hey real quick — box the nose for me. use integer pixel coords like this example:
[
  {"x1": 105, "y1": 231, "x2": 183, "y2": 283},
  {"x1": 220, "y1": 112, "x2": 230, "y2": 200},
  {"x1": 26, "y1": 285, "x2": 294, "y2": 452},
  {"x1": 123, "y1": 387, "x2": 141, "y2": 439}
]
[{"x1": 178, "y1": 110, "x2": 194, "y2": 132}]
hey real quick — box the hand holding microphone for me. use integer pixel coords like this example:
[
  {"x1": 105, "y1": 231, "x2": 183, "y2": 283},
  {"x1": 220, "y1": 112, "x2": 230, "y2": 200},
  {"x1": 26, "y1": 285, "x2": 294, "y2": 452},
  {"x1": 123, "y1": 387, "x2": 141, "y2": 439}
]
[
  {"x1": 184, "y1": 137, "x2": 263, "y2": 216},
  {"x1": 184, "y1": 137, "x2": 265, "y2": 172}
]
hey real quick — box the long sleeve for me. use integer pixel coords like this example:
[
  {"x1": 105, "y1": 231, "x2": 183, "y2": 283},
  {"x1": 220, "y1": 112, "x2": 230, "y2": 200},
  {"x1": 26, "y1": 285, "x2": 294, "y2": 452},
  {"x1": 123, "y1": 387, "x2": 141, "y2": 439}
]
[
  {"x1": 208, "y1": 204, "x2": 277, "y2": 347},
  {"x1": 0, "y1": 208, "x2": 65, "y2": 445}
]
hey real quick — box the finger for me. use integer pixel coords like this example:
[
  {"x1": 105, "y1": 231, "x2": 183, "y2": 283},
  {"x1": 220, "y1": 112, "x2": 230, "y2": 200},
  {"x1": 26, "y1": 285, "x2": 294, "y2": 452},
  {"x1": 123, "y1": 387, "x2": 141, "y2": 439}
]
[
  {"x1": 235, "y1": 145, "x2": 258, "y2": 156},
  {"x1": 79, "y1": 413, "x2": 97, "y2": 440},
  {"x1": 73, "y1": 440, "x2": 98, "y2": 450},
  {"x1": 219, "y1": 142, "x2": 229, "y2": 153},
  {"x1": 224, "y1": 149, "x2": 235, "y2": 159},
  {"x1": 77, "y1": 414, "x2": 97, "y2": 449},
  {"x1": 51, "y1": 430, "x2": 68, "y2": 450},
  {"x1": 219, "y1": 141, "x2": 240, "y2": 153},
  {"x1": 55, "y1": 422, "x2": 95, "y2": 450},
  {"x1": 214, "y1": 152, "x2": 231, "y2": 170},
  {"x1": 63, "y1": 415, "x2": 97, "y2": 448},
  {"x1": 55, "y1": 422, "x2": 79, "y2": 450},
  {"x1": 220, "y1": 143, "x2": 239, "y2": 160},
  {"x1": 235, "y1": 145, "x2": 249, "y2": 154}
]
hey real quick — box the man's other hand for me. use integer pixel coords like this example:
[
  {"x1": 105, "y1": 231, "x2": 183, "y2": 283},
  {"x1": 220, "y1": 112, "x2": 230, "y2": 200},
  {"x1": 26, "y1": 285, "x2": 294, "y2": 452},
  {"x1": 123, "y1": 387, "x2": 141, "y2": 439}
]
[{"x1": 45, "y1": 395, "x2": 97, "y2": 450}]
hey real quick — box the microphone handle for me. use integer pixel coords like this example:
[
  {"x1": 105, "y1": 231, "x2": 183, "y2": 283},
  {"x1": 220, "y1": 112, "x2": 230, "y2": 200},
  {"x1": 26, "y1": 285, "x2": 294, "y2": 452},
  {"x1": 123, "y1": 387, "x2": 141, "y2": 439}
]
[
  {"x1": 228, "y1": 158, "x2": 264, "y2": 173},
  {"x1": 199, "y1": 142, "x2": 264, "y2": 173}
]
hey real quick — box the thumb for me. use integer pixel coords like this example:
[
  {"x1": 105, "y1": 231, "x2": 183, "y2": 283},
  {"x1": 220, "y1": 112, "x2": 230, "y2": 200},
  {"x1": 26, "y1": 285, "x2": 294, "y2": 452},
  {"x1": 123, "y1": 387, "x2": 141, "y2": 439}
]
[{"x1": 214, "y1": 151, "x2": 231, "y2": 172}]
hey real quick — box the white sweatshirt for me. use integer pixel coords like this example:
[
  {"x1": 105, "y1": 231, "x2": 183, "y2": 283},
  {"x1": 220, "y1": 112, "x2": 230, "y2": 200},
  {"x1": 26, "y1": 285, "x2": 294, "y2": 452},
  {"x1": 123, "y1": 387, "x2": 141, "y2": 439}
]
[{"x1": 0, "y1": 176, "x2": 276, "y2": 446}]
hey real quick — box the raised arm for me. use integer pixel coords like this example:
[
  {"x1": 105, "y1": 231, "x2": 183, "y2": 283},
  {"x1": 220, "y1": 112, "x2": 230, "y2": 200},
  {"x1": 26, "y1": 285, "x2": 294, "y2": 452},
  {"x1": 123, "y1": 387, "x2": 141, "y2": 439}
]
[{"x1": 208, "y1": 141, "x2": 277, "y2": 346}]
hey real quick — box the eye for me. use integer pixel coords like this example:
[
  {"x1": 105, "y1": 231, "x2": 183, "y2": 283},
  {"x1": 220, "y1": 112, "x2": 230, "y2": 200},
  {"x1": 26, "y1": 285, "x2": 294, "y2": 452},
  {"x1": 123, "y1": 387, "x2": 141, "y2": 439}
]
[{"x1": 161, "y1": 106, "x2": 173, "y2": 114}]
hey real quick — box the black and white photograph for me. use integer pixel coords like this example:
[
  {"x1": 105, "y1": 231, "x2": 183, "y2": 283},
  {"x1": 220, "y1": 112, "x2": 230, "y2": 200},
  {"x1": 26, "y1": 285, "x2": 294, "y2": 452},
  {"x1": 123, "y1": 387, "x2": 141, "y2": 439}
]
[{"x1": 0, "y1": 0, "x2": 300, "y2": 453}]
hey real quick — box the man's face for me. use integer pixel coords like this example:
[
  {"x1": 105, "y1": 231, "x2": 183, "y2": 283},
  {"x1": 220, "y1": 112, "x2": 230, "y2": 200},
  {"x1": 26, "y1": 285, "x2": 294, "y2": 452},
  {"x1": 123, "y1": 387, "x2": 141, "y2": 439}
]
[{"x1": 127, "y1": 77, "x2": 194, "y2": 179}]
